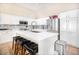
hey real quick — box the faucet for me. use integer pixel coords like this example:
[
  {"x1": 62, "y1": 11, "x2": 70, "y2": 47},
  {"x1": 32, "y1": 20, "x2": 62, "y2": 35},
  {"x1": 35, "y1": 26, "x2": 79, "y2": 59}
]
[{"x1": 31, "y1": 21, "x2": 37, "y2": 31}]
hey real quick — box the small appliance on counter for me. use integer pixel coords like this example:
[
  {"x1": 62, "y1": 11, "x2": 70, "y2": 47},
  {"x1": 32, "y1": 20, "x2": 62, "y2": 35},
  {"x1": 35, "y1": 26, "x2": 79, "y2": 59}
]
[{"x1": 19, "y1": 21, "x2": 28, "y2": 30}]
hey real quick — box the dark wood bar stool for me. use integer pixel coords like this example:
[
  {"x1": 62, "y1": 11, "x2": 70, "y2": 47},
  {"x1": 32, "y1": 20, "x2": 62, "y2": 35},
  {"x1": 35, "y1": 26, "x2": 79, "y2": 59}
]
[
  {"x1": 12, "y1": 36, "x2": 38, "y2": 55},
  {"x1": 12, "y1": 36, "x2": 29, "y2": 55},
  {"x1": 17, "y1": 39, "x2": 31, "y2": 55},
  {"x1": 22, "y1": 42, "x2": 38, "y2": 55},
  {"x1": 12, "y1": 36, "x2": 20, "y2": 54}
]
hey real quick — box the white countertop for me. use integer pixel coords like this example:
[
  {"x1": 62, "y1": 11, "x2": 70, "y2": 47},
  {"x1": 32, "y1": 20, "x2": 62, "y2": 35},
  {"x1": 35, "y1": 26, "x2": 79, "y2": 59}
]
[{"x1": 16, "y1": 30, "x2": 58, "y2": 43}]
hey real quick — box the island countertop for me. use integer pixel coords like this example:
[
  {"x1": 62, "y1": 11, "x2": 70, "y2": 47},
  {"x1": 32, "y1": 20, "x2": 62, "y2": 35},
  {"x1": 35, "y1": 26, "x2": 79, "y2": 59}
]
[{"x1": 15, "y1": 30, "x2": 58, "y2": 43}]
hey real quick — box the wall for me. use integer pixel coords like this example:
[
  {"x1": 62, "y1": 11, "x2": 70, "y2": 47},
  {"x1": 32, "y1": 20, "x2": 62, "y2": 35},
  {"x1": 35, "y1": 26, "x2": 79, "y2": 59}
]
[{"x1": 59, "y1": 9, "x2": 79, "y2": 48}]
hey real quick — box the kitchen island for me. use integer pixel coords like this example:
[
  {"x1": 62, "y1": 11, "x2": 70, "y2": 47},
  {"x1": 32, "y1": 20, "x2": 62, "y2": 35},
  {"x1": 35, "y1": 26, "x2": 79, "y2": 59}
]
[{"x1": 15, "y1": 30, "x2": 58, "y2": 55}]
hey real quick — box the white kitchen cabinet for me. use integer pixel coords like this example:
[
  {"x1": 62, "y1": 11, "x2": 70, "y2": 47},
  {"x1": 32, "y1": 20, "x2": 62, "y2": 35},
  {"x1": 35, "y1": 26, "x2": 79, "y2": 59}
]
[
  {"x1": 0, "y1": 13, "x2": 33, "y2": 24},
  {"x1": 59, "y1": 9, "x2": 79, "y2": 48},
  {"x1": 0, "y1": 13, "x2": 18, "y2": 24}
]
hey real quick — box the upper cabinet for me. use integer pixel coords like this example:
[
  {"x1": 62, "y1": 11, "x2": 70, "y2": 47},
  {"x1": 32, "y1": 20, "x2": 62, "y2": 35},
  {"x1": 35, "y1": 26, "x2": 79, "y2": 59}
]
[
  {"x1": 0, "y1": 13, "x2": 34, "y2": 24},
  {"x1": 0, "y1": 13, "x2": 19, "y2": 24}
]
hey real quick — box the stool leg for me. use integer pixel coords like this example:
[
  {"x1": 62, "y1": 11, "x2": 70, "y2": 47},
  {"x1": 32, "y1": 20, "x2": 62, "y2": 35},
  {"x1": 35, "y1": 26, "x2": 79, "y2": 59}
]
[
  {"x1": 14, "y1": 42, "x2": 16, "y2": 54},
  {"x1": 14, "y1": 41, "x2": 17, "y2": 55},
  {"x1": 21, "y1": 46, "x2": 24, "y2": 55},
  {"x1": 12, "y1": 37, "x2": 16, "y2": 55},
  {"x1": 24, "y1": 48, "x2": 26, "y2": 55},
  {"x1": 16, "y1": 42, "x2": 20, "y2": 55},
  {"x1": 12, "y1": 38, "x2": 14, "y2": 50},
  {"x1": 14, "y1": 41, "x2": 18, "y2": 55},
  {"x1": 16, "y1": 43, "x2": 23, "y2": 55},
  {"x1": 23, "y1": 48, "x2": 30, "y2": 55},
  {"x1": 17, "y1": 44, "x2": 22, "y2": 55}
]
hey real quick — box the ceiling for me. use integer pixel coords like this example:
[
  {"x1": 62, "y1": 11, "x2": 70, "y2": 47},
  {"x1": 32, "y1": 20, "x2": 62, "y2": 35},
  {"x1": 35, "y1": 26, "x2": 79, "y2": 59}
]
[
  {"x1": 15, "y1": 3, "x2": 79, "y2": 18},
  {"x1": 0, "y1": 3, "x2": 79, "y2": 19}
]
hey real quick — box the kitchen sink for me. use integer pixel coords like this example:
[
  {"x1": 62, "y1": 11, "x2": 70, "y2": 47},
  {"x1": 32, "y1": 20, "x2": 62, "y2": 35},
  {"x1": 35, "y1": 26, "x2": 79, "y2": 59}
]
[{"x1": 31, "y1": 31, "x2": 40, "y2": 33}]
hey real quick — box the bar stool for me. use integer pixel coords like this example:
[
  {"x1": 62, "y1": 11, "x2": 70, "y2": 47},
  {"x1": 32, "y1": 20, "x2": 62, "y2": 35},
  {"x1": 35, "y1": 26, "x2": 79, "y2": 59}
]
[
  {"x1": 12, "y1": 36, "x2": 38, "y2": 55},
  {"x1": 16, "y1": 37, "x2": 31, "y2": 55},
  {"x1": 23, "y1": 42, "x2": 38, "y2": 55},
  {"x1": 12, "y1": 36, "x2": 30, "y2": 55},
  {"x1": 12, "y1": 36, "x2": 21, "y2": 54},
  {"x1": 17, "y1": 39, "x2": 31, "y2": 55}
]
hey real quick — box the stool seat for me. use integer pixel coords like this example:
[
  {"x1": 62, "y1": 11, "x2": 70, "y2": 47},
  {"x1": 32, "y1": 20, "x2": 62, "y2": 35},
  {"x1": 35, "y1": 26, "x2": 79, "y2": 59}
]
[
  {"x1": 29, "y1": 42, "x2": 38, "y2": 50},
  {"x1": 15, "y1": 36, "x2": 31, "y2": 46}
]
